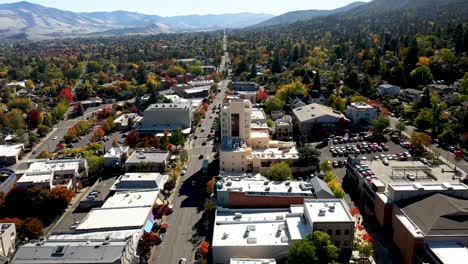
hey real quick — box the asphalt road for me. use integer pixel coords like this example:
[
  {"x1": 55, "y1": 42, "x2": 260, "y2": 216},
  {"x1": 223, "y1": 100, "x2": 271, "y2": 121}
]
[{"x1": 150, "y1": 80, "x2": 228, "y2": 264}]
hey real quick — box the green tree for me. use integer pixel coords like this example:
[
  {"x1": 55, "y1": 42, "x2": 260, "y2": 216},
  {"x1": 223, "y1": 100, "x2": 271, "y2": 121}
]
[
  {"x1": 323, "y1": 171, "x2": 337, "y2": 183},
  {"x1": 414, "y1": 109, "x2": 433, "y2": 132},
  {"x1": 396, "y1": 121, "x2": 406, "y2": 135},
  {"x1": 312, "y1": 231, "x2": 339, "y2": 263},
  {"x1": 298, "y1": 146, "x2": 320, "y2": 167},
  {"x1": 189, "y1": 65, "x2": 204, "y2": 76},
  {"x1": 287, "y1": 232, "x2": 338, "y2": 264},
  {"x1": 357, "y1": 242, "x2": 375, "y2": 258},
  {"x1": 312, "y1": 71, "x2": 320, "y2": 91},
  {"x1": 265, "y1": 96, "x2": 285, "y2": 114},
  {"x1": 136, "y1": 62, "x2": 148, "y2": 85},
  {"x1": 169, "y1": 128, "x2": 186, "y2": 146},
  {"x1": 320, "y1": 161, "x2": 333, "y2": 173},
  {"x1": 372, "y1": 117, "x2": 390, "y2": 134},
  {"x1": 410, "y1": 66, "x2": 433, "y2": 86},
  {"x1": 266, "y1": 161, "x2": 292, "y2": 181},
  {"x1": 287, "y1": 235, "x2": 318, "y2": 264}
]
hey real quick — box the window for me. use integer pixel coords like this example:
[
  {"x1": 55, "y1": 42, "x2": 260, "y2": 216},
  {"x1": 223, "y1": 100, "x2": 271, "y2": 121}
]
[
  {"x1": 334, "y1": 241, "x2": 340, "y2": 247},
  {"x1": 327, "y1": 230, "x2": 332, "y2": 236},
  {"x1": 344, "y1": 229, "x2": 350, "y2": 235},
  {"x1": 336, "y1": 230, "x2": 341, "y2": 235},
  {"x1": 231, "y1": 113, "x2": 240, "y2": 137}
]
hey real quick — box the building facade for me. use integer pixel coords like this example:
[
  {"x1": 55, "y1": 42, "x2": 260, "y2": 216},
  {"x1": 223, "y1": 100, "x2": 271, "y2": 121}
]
[
  {"x1": 0, "y1": 223, "x2": 16, "y2": 258},
  {"x1": 345, "y1": 102, "x2": 380, "y2": 127},
  {"x1": 139, "y1": 102, "x2": 192, "y2": 134}
]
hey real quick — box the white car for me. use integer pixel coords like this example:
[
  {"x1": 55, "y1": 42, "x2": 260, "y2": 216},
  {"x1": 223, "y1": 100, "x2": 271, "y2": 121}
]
[
  {"x1": 181, "y1": 170, "x2": 186, "y2": 176},
  {"x1": 179, "y1": 258, "x2": 187, "y2": 264},
  {"x1": 52, "y1": 136, "x2": 58, "y2": 140}
]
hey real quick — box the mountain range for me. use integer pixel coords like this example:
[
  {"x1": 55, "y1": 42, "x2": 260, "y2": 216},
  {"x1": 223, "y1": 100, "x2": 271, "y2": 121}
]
[
  {"x1": 0, "y1": 1, "x2": 273, "y2": 40},
  {"x1": 252, "y1": 1, "x2": 366, "y2": 28}
]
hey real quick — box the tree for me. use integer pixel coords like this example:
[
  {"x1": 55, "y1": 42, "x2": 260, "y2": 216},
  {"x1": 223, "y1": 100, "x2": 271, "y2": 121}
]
[
  {"x1": 59, "y1": 88, "x2": 73, "y2": 102},
  {"x1": 266, "y1": 161, "x2": 292, "y2": 181},
  {"x1": 256, "y1": 88, "x2": 269, "y2": 102},
  {"x1": 169, "y1": 128, "x2": 186, "y2": 146},
  {"x1": 357, "y1": 242, "x2": 374, "y2": 258},
  {"x1": 287, "y1": 232, "x2": 338, "y2": 264},
  {"x1": 37, "y1": 125, "x2": 51, "y2": 136},
  {"x1": 26, "y1": 109, "x2": 41, "y2": 129},
  {"x1": 410, "y1": 66, "x2": 433, "y2": 86},
  {"x1": 312, "y1": 231, "x2": 339, "y2": 263},
  {"x1": 410, "y1": 132, "x2": 432, "y2": 152},
  {"x1": 200, "y1": 240, "x2": 210, "y2": 257},
  {"x1": 371, "y1": 117, "x2": 390, "y2": 134},
  {"x1": 319, "y1": 161, "x2": 332, "y2": 173},
  {"x1": 276, "y1": 81, "x2": 307, "y2": 102},
  {"x1": 8, "y1": 109, "x2": 26, "y2": 132},
  {"x1": 18, "y1": 217, "x2": 43, "y2": 240},
  {"x1": 265, "y1": 96, "x2": 284, "y2": 114},
  {"x1": 48, "y1": 186, "x2": 74, "y2": 215},
  {"x1": 298, "y1": 146, "x2": 320, "y2": 167},
  {"x1": 396, "y1": 121, "x2": 406, "y2": 135},
  {"x1": 414, "y1": 109, "x2": 433, "y2": 132},
  {"x1": 136, "y1": 62, "x2": 148, "y2": 84},
  {"x1": 163, "y1": 180, "x2": 176, "y2": 192},
  {"x1": 74, "y1": 102, "x2": 85, "y2": 117},
  {"x1": 125, "y1": 130, "x2": 140, "y2": 148},
  {"x1": 37, "y1": 150, "x2": 53, "y2": 159},
  {"x1": 206, "y1": 178, "x2": 215, "y2": 195},
  {"x1": 312, "y1": 71, "x2": 320, "y2": 91},
  {"x1": 270, "y1": 51, "x2": 282, "y2": 73},
  {"x1": 323, "y1": 171, "x2": 337, "y2": 183}
]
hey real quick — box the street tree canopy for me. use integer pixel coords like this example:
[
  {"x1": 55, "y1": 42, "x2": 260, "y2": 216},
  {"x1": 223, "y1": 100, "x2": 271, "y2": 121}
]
[{"x1": 266, "y1": 161, "x2": 292, "y2": 181}]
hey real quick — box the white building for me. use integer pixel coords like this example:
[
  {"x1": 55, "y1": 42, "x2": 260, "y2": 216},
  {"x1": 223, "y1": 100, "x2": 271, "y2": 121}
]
[
  {"x1": 124, "y1": 150, "x2": 169, "y2": 172},
  {"x1": 104, "y1": 146, "x2": 129, "y2": 168},
  {"x1": 110, "y1": 172, "x2": 168, "y2": 201},
  {"x1": 139, "y1": 102, "x2": 192, "y2": 134},
  {"x1": 221, "y1": 99, "x2": 252, "y2": 141},
  {"x1": 212, "y1": 199, "x2": 354, "y2": 264},
  {"x1": 114, "y1": 113, "x2": 142, "y2": 131},
  {"x1": 0, "y1": 144, "x2": 24, "y2": 166},
  {"x1": 345, "y1": 102, "x2": 380, "y2": 127},
  {"x1": 17, "y1": 158, "x2": 88, "y2": 190},
  {"x1": 0, "y1": 223, "x2": 16, "y2": 258}
]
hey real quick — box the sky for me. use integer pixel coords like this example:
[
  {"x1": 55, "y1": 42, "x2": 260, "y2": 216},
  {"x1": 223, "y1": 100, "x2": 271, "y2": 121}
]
[{"x1": 0, "y1": 0, "x2": 372, "y2": 16}]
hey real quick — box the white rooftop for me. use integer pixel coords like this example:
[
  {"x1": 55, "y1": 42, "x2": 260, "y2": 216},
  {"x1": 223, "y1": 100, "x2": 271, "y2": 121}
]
[
  {"x1": 251, "y1": 108, "x2": 266, "y2": 121},
  {"x1": 426, "y1": 241, "x2": 468, "y2": 264},
  {"x1": 110, "y1": 172, "x2": 168, "y2": 191},
  {"x1": 101, "y1": 191, "x2": 159, "y2": 208},
  {"x1": 27, "y1": 159, "x2": 80, "y2": 174},
  {"x1": 230, "y1": 258, "x2": 276, "y2": 264},
  {"x1": 251, "y1": 147, "x2": 299, "y2": 160},
  {"x1": 303, "y1": 199, "x2": 353, "y2": 222},
  {"x1": 217, "y1": 179, "x2": 317, "y2": 197},
  {"x1": 349, "y1": 102, "x2": 374, "y2": 109},
  {"x1": 76, "y1": 206, "x2": 151, "y2": 231},
  {"x1": 250, "y1": 130, "x2": 269, "y2": 139},
  {"x1": 146, "y1": 101, "x2": 191, "y2": 110},
  {"x1": 0, "y1": 144, "x2": 24, "y2": 157},
  {"x1": 49, "y1": 229, "x2": 141, "y2": 241},
  {"x1": 104, "y1": 146, "x2": 129, "y2": 158}
]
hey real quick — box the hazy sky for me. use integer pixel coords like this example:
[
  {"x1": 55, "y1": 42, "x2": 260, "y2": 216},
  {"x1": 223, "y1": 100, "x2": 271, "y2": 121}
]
[{"x1": 0, "y1": 0, "x2": 372, "y2": 16}]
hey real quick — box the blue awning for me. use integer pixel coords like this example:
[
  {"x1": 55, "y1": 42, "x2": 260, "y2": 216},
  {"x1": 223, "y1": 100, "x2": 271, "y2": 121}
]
[{"x1": 143, "y1": 220, "x2": 153, "y2": 232}]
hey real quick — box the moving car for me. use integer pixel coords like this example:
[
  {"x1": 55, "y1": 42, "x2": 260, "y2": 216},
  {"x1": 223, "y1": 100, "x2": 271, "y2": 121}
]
[
  {"x1": 179, "y1": 258, "x2": 187, "y2": 264},
  {"x1": 52, "y1": 136, "x2": 58, "y2": 140}
]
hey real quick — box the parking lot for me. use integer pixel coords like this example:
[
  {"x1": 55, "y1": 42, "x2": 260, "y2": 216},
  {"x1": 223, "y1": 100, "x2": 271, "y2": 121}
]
[{"x1": 318, "y1": 135, "x2": 413, "y2": 181}]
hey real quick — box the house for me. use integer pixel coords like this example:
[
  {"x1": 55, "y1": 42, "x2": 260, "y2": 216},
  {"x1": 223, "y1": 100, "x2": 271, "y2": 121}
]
[
  {"x1": 271, "y1": 111, "x2": 283, "y2": 121},
  {"x1": 345, "y1": 102, "x2": 380, "y2": 127},
  {"x1": 377, "y1": 83, "x2": 401, "y2": 96},
  {"x1": 0, "y1": 144, "x2": 24, "y2": 166},
  {"x1": 114, "y1": 113, "x2": 142, "y2": 131},
  {"x1": 124, "y1": 150, "x2": 169, "y2": 172},
  {"x1": 202, "y1": 65, "x2": 216, "y2": 75},
  {"x1": 212, "y1": 199, "x2": 355, "y2": 264},
  {"x1": 427, "y1": 84, "x2": 454, "y2": 95},
  {"x1": 103, "y1": 146, "x2": 129, "y2": 169},
  {"x1": 231, "y1": 82, "x2": 259, "y2": 92},
  {"x1": 139, "y1": 102, "x2": 192, "y2": 134},
  {"x1": 403, "y1": 89, "x2": 423, "y2": 102},
  {"x1": 292, "y1": 103, "x2": 349, "y2": 137},
  {"x1": 0, "y1": 223, "x2": 16, "y2": 259},
  {"x1": 308, "y1": 90, "x2": 328, "y2": 105}
]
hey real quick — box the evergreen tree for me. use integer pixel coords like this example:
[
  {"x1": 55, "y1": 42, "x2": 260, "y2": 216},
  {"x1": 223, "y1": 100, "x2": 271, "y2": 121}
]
[
  {"x1": 271, "y1": 52, "x2": 282, "y2": 74},
  {"x1": 312, "y1": 71, "x2": 321, "y2": 91},
  {"x1": 250, "y1": 62, "x2": 257, "y2": 79}
]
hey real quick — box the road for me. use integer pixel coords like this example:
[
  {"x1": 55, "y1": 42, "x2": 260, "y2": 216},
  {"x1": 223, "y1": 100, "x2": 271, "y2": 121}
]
[{"x1": 150, "y1": 80, "x2": 228, "y2": 264}]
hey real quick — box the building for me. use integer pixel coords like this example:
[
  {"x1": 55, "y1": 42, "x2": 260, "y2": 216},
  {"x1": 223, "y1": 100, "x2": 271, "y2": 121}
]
[
  {"x1": 114, "y1": 114, "x2": 142, "y2": 131},
  {"x1": 182, "y1": 86, "x2": 210, "y2": 98},
  {"x1": 377, "y1": 83, "x2": 401, "y2": 96},
  {"x1": 235, "y1": 91, "x2": 257, "y2": 104},
  {"x1": 308, "y1": 90, "x2": 328, "y2": 105},
  {"x1": 0, "y1": 223, "x2": 16, "y2": 258},
  {"x1": 231, "y1": 82, "x2": 259, "y2": 92},
  {"x1": 427, "y1": 84, "x2": 453, "y2": 95},
  {"x1": 202, "y1": 65, "x2": 216, "y2": 75},
  {"x1": 216, "y1": 177, "x2": 334, "y2": 208},
  {"x1": 403, "y1": 89, "x2": 423, "y2": 102},
  {"x1": 0, "y1": 144, "x2": 24, "y2": 166},
  {"x1": 124, "y1": 150, "x2": 169, "y2": 172},
  {"x1": 292, "y1": 103, "x2": 349, "y2": 137},
  {"x1": 110, "y1": 172, "x2": 168, "y2": 195},
  {"x1": 139, "y1": 102, "x2": 192, "y2": 134},
  {"x1": 188, "y1": 80, "x2": 214, "y2": 88},
  {"x1": 104, "y1": 146, "x2": 129, "y2": 169},
  {"x1": 221, "y1": 99, "x2": 252, "y2": 142},
  {"x1": 345, "y1": 102, "x2": 380, "y2": 127},
  {"x1": 16, "y1": 159, "x2": 88, "y2": 190},
  {"x1": 344, "y1": 156, "x2": 463, "y2": 208},
  {"x1": 12, "y1": 237, "x2": 139, "y2": 264},
  {"x1": 275, "y1": 117, "x2": 293, "y2": 140},
  {"x1": 230, "y1": 258, "x2": 276, "y2": 264},
  {"x1": 289, "y1": 98, "x2": 306, "y2": 110},
  {"x1": 212, "y1": 199, "x2": 354, "y2": 264},
  {"x1": 373, "y1": 183, "x2": 468, "y2": 264},
  {"x1": 173, "y1": 84, "x2": 192, "y2": 96},
  {"x1": 0, "y1": 168, "x2": 17, "y2": 194},
  {"x1": 220, "y1": 100, "x2": 299, "y2": 173}
]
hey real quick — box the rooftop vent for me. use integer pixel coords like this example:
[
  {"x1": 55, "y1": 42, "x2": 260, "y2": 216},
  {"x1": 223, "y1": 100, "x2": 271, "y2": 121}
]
[
  {"x1": 52, "y1": 246, "x2": 65, "y2": 256},
  {"x1": 246, "y1": 225, "x2": 256, "y2": 231},
  {"x1": 247, "y1": 237, "x2": 257, "y2": 244},
  {"x1": 281, "y1": 236, "x2": 289, "y2": 243},
  {"x1": 222, "y1": 232, "x2": 229, "y2": 240},
  {"x1": 234, "y1": 212, "x2": 242, "y2": 220},
  {"x1": 319, "y1": 208, "x2": 327, "y2": 216}
]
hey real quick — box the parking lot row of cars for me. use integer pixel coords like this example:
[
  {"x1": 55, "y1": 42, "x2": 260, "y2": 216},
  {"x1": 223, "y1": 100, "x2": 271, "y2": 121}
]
[{"x1": 329, "y1": 141, "x2": 389, "y2": 157}]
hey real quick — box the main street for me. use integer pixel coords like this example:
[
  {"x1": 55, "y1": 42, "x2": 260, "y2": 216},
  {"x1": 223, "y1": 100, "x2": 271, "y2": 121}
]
[{"x1": 150, "y1": 79, "x2": 228, "y2": 264}]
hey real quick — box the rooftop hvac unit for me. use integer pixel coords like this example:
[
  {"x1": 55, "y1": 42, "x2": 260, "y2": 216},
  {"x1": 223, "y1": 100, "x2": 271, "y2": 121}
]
[
  {"x1": 234, "y1": 212, "x2": 242, "y2": 219},
  {"x1": 319, "y1": 208, "x2": 327, "y2": 216}
]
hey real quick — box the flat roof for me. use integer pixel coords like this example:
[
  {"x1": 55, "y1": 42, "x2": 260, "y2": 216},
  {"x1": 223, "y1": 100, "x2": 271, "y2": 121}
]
[
  {"x1": 184, "y1": 86, "x2": 210, "y2": 93},
  {"x1": 251, "y1": 108, "x2": 266, "y2": 121},
  {"x1": 49, "y1": 229, "x2": 141, "y2": 241},
  {"x1": 389, "y1": 182, "x2": 468, "y2": 192},
  {"x1": 250, "y1": 130, "x2": 269, "y2": 139},
  {"x1": 0, "y1": 144, "x2": 23, "y2": 157},
  {"x1": 292, "y1": 103, "x2": 348, "y2": 123},
  {"x1": 251, "y1": 147, "x2": 299, "y2": 160},
  {"x1": 217, "y1": 179, "x2": 317, "y2": 197},
  {"x1": 146, "y1": 102, "x2": 191, "y2": 110},
  {"x1": 125, "y1": 150, "x2": 169, "y2": 164},
  {"x1": 213, "y1": 208, "x2": 309, "y2": 247},
  {"x1": 110, "y1": 172, "x2": 168, "y2": 191},
  {"x1": 356, "y1": 160, "x2": 462, "y2": 191},
  {"x1": 303, "y1": 199, "x2": 353, "y2": 222},
  {"x1": 76, "y1": 206, "x2": 151, "y2": 231},
  {"x1": 104, "y1": 146, "x2": 129, "y2": 158},
  {"x1": 27, "y1": 159, "x2": 80, "y2": 174},
  {"x1": 426, "y1": 241, "x2": 468, "y2": 264},
  {"x1": 230, "y1": 258, "x2": 276, "y2": 264},
  {"x1": 101, "y1": 191, "x2": 159, "y2": 208}
]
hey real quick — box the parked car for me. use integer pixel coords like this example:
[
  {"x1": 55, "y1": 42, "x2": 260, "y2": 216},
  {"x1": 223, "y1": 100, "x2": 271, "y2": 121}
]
[
  {"x1": 52, "y1": 136, "x2": 58, "y2": 140},
  {"x1": 406, "y1": 173, "x2": 416, "y2": 181},
  {"x1": 179, "y1": 258, "x2": 187, "y2": 264}
]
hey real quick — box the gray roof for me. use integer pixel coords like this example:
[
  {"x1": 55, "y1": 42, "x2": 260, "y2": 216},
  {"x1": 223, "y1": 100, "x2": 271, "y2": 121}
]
[
  {"x1": 292, "y1": 103, "x2": 348, "y2": 123},
  {"x1": 125, "y1": 150, "x2": 169, "y2": 165},
  {"x1": 396, "y1": 193, "x2": 468, "y2": 236},
  {"x1": 403, "y1": 88, "x2": 423, "y2": 95},
  {"x1": 310, "y1": 177, "x2": 334, "y2": 198},
  {"x1": 12, "y1": 242, "x2": 128, "y2": 264}
]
